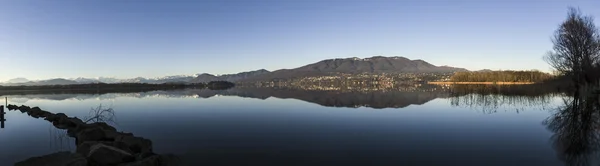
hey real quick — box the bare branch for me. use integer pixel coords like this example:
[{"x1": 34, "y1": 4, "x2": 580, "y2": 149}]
[
  {"x1": 83, "y1": 104, "x2": 117, "y2": 126},
  {"x1": 544, "y1": 7, "x2": 600, "y2": 85}
]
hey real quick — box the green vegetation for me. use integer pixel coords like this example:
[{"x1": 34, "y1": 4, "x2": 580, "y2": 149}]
[{"x1": 448, "y1": 70, "x2": 553, "y2": 83}]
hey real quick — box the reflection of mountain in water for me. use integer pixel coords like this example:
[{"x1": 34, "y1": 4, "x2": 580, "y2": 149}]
[
  {"x1": 1, "y1": 84, "x2": 563, "y2": 109},
  {"x1": 8, "y1": 94, "x2": 103, "y2": 101},
  {"x1": 8, "y1": 98, "x2": 31, "y2": 103},
  {"x1": 1, "y1": 87, "x2": 451, "y2": 109},
  {"x1": 223, "y1": 87, "x2": 451, "y2": 109}
]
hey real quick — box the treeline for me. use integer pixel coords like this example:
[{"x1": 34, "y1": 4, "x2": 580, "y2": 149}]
[
  {"x1": 449, "y1": 70, "x2": 553, "y2": 83},
  {"x1": 449, "y1": 84, "x2": 564, "y2": 97},
  {"x1": 206, "y1": 81, "x2": 236, "y2": 89},
  {"x1": 0, "y1": 81, "x2": 235, "y2": 91}
]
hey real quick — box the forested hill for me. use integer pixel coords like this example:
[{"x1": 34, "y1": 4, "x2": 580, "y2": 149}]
[{"x1": 240, "y1": 56, "x2": 468, "y2": 82}]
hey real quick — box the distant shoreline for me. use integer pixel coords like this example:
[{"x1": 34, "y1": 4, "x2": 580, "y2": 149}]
[
  {"x1": 0, "y1": 81, "x2": 235, "y2": 91},
  {"x1": 427, "y1": 82, "x2": 535, "y2": 85}
]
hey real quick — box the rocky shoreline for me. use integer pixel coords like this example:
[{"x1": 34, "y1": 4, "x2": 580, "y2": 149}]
[{"x1": 7, "y1": 105, "x2": 179, "y2": 166}]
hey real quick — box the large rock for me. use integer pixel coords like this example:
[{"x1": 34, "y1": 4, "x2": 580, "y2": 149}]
[
  {"x1": 87, "y1": 144, "x2": 135, "y2": 165},
  {"x1": 68, "y1": 125, "x2": 93, "y2": 138},
  {"x1": 41, "y1": 111, "x2": 52, "y2": 117},
  {"x1": 32, "y1": 110, "x2": 52, "y2": 118},
  {"x1": 67, "y1": 123, "x2": 94, "y2": 137},
  {"x1": 67, "y1": 126, "x2": 84, "y2": 137},
  {"x1": 76, "y1": 127, "x2": 114, "y2": 145},
  {"x1": 14, "y1": 151, "x2": 87, "y2": 166},
  {"x1": 26, "y1": 111, "x2": 37, "y2": 118},
  {"x1": 30, "y1": 106, "x2": 42, "y2": 112},
  {"x1": 18, "y1": 105, "x2": 31, "y2": 111},
  {"x1": 45, "y1": 113, "x2": 67, "y2": 122},
  {"x1": 114, "y1": 135, "x2": 153, "y2": 154},
  {"x1": 55, "y1": 117, "x2": 85, "y2": 130},
  {"x1": 118, "y1": 154, "x2": 180, "y2": 166},
  {"x1": 77, "y1": 141, "x2": 133, "y2": 157},
  {"x1": 89, "y1": 122, "x2": 117, "y2": 131},
  {"x1": 27, "y1": 107, "x2": 52, "y2": 118},
  {"x1": 67, "y1": 122, "x2": 118, "y2": 138},
  {"x1": 7, "y1": 104, "x2": 18, "y2": 110}
]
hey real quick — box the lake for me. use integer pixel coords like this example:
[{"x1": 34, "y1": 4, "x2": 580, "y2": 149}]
[{"x1": 0, "y1": 85, "x2": 592, "y2": 166}]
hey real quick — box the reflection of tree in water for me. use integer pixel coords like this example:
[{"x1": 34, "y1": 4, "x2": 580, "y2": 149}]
[
  {"x1": 48, "y1": 125, "x2": 75, "y2": 151},
  {"x1": 448, "y1": 84, "x2": 600, "y2": 165},
  {"x1": 450, "y1": 94, "x2": 556, "y2": 114},
  {"x1": 48, "y1": 104, "x2": 117, "y2": 151},
  {"x1": 448, "y1": 85, "x2": 559, "y2": 114},
  {"x1": 544, "y1": 89, "x2": 600, "y2": 166},
  {"x1": 449, "y1": 84, "x2": 564, "y2": 96}
]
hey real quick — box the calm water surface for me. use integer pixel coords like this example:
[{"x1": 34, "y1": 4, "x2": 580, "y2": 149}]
[{"x1": 0, "y1": 87, "x2": 584, "y2": 166}]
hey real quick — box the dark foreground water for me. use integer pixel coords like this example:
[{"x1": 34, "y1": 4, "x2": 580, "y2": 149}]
[{"x1": 0, "y1": 87, "x2": 588, "y2": 166}]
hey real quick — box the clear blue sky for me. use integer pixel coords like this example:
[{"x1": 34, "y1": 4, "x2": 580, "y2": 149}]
[{"x1": 0, "y1": 0, "x2": 598, "y2": 81}]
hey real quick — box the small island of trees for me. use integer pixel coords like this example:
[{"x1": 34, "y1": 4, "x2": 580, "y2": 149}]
[{"x1": 446, "y1": 70, "x2": 554, "y2": 83}]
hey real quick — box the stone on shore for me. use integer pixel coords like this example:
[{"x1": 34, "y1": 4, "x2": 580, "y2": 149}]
[
  {"x1": 89, "y1": 122, "x2": 118, "y2": 131},
  {"x1": 87, "y1": 144, "x2": 136, "y2": 165},
  {"x1": 30, "y1": 106, "x2": 42, "y2": 112},
  {"x1": 7, "y1": 104, "x2": 19, "y2": 110},
  {"x1": 76, "y1": 127, "x2": 114, "y2": 145},
  {"x1": 14, "y1": 105, "x2": 179, "y2": 166},
  {"x1": 67, "y1": 122, "x2": 118, "y2": 138},
  {"x1": 45, "y1": 113, "x2": 68, "y2": 122},
  {"x1": 114, "y1": 135, "x2": 153, "y2": 154},
  {"x1": 38, "y1": 111, "x2": 51, "y2": 117},
  {"x1": 28, "y1": 108, "x2": 53, "y2": 119},
  {"x1": 18, "y1": 105, "x2": 31, "y2": 111},
  {"x1": 55, "y1": 117, "x2": 85, "y2": 129},
  {"x1": 77, "y1": 141, "x2": 134, "y2": 157}
]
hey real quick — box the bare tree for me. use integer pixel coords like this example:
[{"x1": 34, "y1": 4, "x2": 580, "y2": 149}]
[
  {"x1": 544, "y1": 7, "x2": 600, "y2": 85},
  {"x1": 84, "y1": 104, "x2": 117, "y2": 126}
]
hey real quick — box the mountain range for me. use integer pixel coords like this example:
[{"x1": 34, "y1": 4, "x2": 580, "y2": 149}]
[
  {"x1": 1, "y1": 56, "x2": 468, "y2": 86},
  {"x1": 241, "y1": 56, "x2": 467, "y2": 82}
]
